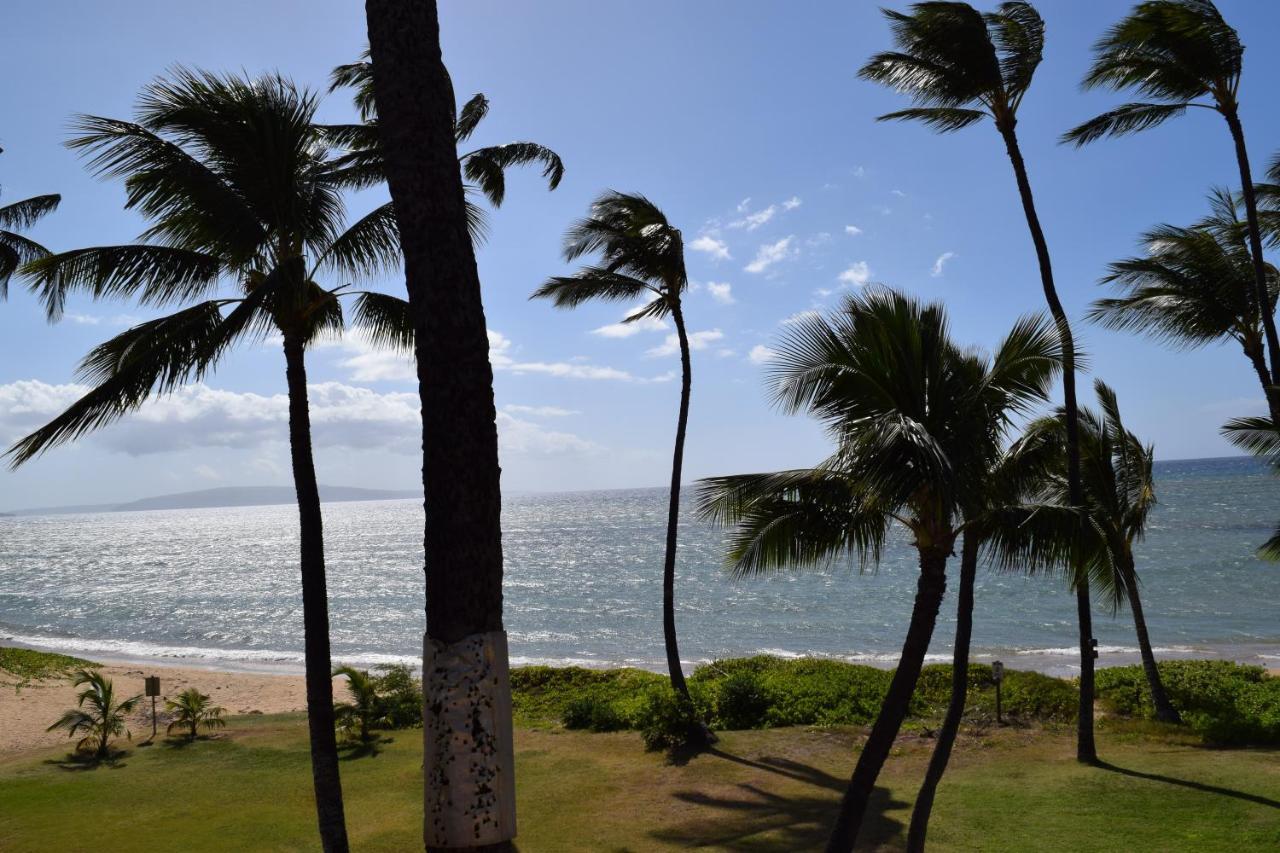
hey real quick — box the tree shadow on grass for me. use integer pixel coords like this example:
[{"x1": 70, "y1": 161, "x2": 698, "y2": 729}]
[
  {"x1": 649, "y1": 748, "x2": 906, "y2": 851},
  {"x1": 1096, "y1": 760, "x2": 1280, "y2": 810},
  {"x1": 338, "y1": 734, "x2": 394, "y2": 760},
  {"x1": 43, "y1": 751, "x2": 128, "y2": 772}
]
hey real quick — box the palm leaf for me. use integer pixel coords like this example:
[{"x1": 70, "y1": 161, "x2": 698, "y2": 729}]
[
  {"x1": 1062, "y1": 102, "x2": 1190, "y2": 147},
  {"x1": 350, "y1": 291, "x2": 414, "y2": 353},
  {"x1": 0, "y1": 194, "x2": 61, "y2": 230}
]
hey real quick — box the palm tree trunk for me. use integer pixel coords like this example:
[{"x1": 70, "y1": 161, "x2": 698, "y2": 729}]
[
  {"x1": 1224, "y1": 108, "x2": 1280, "y2": 392},
  {"x1": 998, "y1": 121, "x2": 1097, "y2": 765},
  {"x1": 665, "y1": 302, "x2": 693, "y2": 702},
  {"x1": 365, "y1": 3, "x2": 515, "y2": 850},
  {"x1": 825, "y1": 546, "x2": 949, "y2": 853},
  {"x1": 906, "y1": 531, "x2": 978, "y2": 852},
  {"x1": 1120, "y1": 551, "x2": 1181, "y2": 724},
  {"x1": 283, "y1": 336, "x2": 349, "y2": 853}
]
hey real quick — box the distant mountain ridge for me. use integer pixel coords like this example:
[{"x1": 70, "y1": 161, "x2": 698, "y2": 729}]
[{"x1": 5, "y1": 485, "x2": 420, "y2": 517}]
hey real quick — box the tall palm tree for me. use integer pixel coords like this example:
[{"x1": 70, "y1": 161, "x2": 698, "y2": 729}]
[
  {"x1": 1020, "y1": 381, "x2": 1183, "y2": 723},
  {"x1": 859, "y1": 0, "x2": 1098, "y2": 765},
  {"x1": 325, "y1": 48, "x2": 563, "y2": 231},
  {"x1": 47, "y1": 669, "x2": 141, "y2": 760},
  {"x1": 165, "y1": 688, "x2": 228, "y2": 741},
  {"x1": 1089, "y1": 188, "x2": 1280, "y2": 421},
  {"x1": 697, "y1": 289, "x2": 1063, "y2": 852},
  {"x1": 10, "y1": 70, "x2": 413, "y2": 853},
  {"x1": 532, "y1": 191, "x2": 707, "y2": 734},
  {"x1": 1064, "y1": 0, "x2": 1280, "y2": 410},
  {"x1": 1, "y1": 183, "x2": 60, "y2": 298},
  {"x1": 364, "y1": 2, "x2": 517, "y2": 850}
]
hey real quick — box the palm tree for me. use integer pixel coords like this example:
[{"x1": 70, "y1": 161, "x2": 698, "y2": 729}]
[
  {"x1": 325, "y1": 49, "x2": 563, "y2": 232},
  {"x1": 332, "y1": 666, "x2": 387, "y2": 743},
  {"x1": 697, "y1": 289, "x2": 1063, "y2": 852},
  {"x1": 1, "y1": 183, "x2": 60, "y2": 298},
  {"x1": 46, "y1": 669, "x2": 141, "y2": 760},
  {"x1": 10, "y1": 70, "x2": 413, "y2": 853},
  {"x1": 165, "y1": 688, "x2": 227, "y2": 741},
  {"x1": 364, "y1": 2, "x2": 516, "y2": 849},
  {"x1": 860, "y1": 1, "x2": 1098, "y2": 765},
  {"x1": 1020, "y1": 381, "x2": 1183, "y2": 723},
  {"x1": 532, "y1": 191, "x2": 707, "y2": 738},
  {"x1": 1064, "y1": 0, "x2": 1280, "y2": 414},
  {"x1": 1088, "y1": 188, "x2": 1280, "y2": 421}
]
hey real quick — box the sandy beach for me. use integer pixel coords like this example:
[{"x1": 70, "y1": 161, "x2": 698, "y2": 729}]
[{"x1": 0, "y1": 660, "x2": 340, "y2": 756}]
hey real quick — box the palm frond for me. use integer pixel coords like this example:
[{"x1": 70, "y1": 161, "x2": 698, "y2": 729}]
[
  {"x1": 349, "y1": 291, "x2": 415, "y2": 353},
  {"x1": 462, "y1": 142, "x2": 564, "y2": 207},
  {"x1": 455, "y1": 94, "x2": 490, "y2": 143},
  {"x1": 531, "y1": 267, "x2": 660, "y2": 309},
  {"x1": 0, "y1": 194, "x2": 61, "y2": 230},
  {"x1": 315, "y1": 201, "x2": 399, "y2": 280},
  {"x1": 875, "y1": 107, "x2": 988, "y2": 132},
  {"x1": 1062, "y1": 102, "x2": 1189, "y2": 147}
]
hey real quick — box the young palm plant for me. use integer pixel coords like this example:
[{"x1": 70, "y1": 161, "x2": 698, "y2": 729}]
[
  {"x1": 332, "y1": 665, "x2": 387, "y2": 744},
  {"x1": 46, "y1": 669, "x2": 141, "y2": 760},
  {"x1": 165, "y1": 688, "x2": 228, "y2": 741},
  {"x1": 1089, "y1": 188, "x2": 1280, "y2": 421},
  {"x1": 532, "y1": 191, "x2": 708, "y2": 741},
  {"x1": 325, "y1": 48, "x2": 563, "y2": 230},
  {"x1": 1064, "y1": 0, "x2": 1280, "y2": 403},
  {"x1": 697, "y1": 289, "x2": 1063, "y2": 852},
  {"x1": 1019, "y1": 380, "x2": 1183, "y2": 723},
  {"x1": 11, "y1": 69, "x2": 412, "y2": 853},
  {"x1": 1, "y1": 184, "x2": 60, "y2": 297},
  {"x1": 860, "y1": 0, "x2": 1098, "y2": 765}
]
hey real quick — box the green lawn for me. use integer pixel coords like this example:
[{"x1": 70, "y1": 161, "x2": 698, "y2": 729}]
[{"x1": 1, "y1": 716, "x2": 1277, "y2": 851}]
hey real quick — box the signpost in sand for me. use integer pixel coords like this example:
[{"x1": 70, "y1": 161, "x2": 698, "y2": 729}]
[{"x1": 144, "y1": 676, "x2": 160, "y2": 739}]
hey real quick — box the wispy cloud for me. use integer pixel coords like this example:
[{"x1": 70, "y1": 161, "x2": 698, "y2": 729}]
[
  {"x1": 930, "y1": 251, "x2": 956, "y2": 278},
  {"x1": 844, "y1": 225, "x2": 862, "y2": 236},
  {"x1": 748, "y1": 345, "x2": 776, "y2": 365},
  {"x1": 731, "y1": 205, "x2": 777, "y2": 231},
  {"x1": 706, "y1": 282, "x2": 736, "y2": 305},
  {"x1": 689, "y1": 234, "x2": 731, "y2": 260},
  {"x1": 745, "y1": 236, "x2": 795, "y2": 274},
  {"x1": 647, "y1": 329, "x2": 725, "y2": 357},
  {"x1": 503, "y1": 404, "x2": 580, "y2": 417},
  {"x1": 590, "y1": 306, "x2": 668, "y2": 339},
  {"x1": 838, "y1": 261, "x2": 872, "y2": 286},
  {"x1": 782, "y1": 196, "x2": 802, "y2": 211}
]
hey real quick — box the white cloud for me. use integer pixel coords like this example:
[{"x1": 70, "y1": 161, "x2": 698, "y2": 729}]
[
  {"x1": 736, "y1": 197, "x2": 752, "y2": 213},
  {"x1": 706, "y1": 282, "x2": 735, "y2": 305},
  {"x1": 591, "y1": 307, "x2": 668, "y2": 339},
  {"x1": 782, "y1": 196, "x2": 802, "y2": 211},
  {"x1": 65, "y1": 312, "x2": 143, "y2": 327},
  {"x1": 780, "y1": 310, "x2": 820, "y2": 326},
  {"x1": 844, "y1": 225, "x2": 863, "y2": 236},
  {"x1": 647, "y1": 329, "x2": 725, "y2": 358},
  {"x1": 931, "y1": 251, "x2": 956, "y2": 278},
  {"x1": 503, "y1": 405, "x2": 579, "y2": 417},
  {"x1": 806, "y1": 232, "x2": 832, "y2": 247},
  {"x1": 0, "y1": 379, "x2": 597, "y2": 458},
  {"x1": 194, "y1": 464, "x2": 222, "y2": 481},
  {"x1": 745, "y1": 236, "x2": 795, "y2": 274},
  {"x1": 838, "y1": 261, "x2": 872, "y2": 286},
  {"x1": 891, "y1": 189, "x2": 906, "y2": 198},
  {"x1": 748, "y1": 345, "x2": 776, "y2": 365},
  {"x1": 689, "y1": 234, "x2": 731, "y2": 261},
  {"x1": 732, "y1": 205, "x2": 777, "y2": 231},
  {"x1": 853, "y1": 166, "x2": 866, "y2": 179}
]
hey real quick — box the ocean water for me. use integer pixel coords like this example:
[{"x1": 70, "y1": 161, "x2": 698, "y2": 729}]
[{"x1": 2, "y1": 457, "x2": 1279, "y2": 677}]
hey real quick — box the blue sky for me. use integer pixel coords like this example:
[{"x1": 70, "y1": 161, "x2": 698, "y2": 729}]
[{"x1": 2, "y1": 0, "x2": 1279, "y2": 510}]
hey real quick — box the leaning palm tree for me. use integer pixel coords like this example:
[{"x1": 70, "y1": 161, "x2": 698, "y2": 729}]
[
  {"x1": 47, "y1": 669, "x2": 141, "y2": 760},
  {"x1": 332, "y1": 666, "x2": 387, "y2": 743},
  {"x1": 1020, "y1": 381, "x2": 1183, "y2": 723},
  {"x1": 1, "y1": 183, "x2": 60, "y2": 298},
  {"x1": 698, "y1": 289, "x2": 1063, "y2": 852},
  {"x1": 165, "y1": 688, "x2": 228, "y2": 741},
  {"x1": 325, "y1": 48, "x2": 563, "y2": 231},
  {"x1": 11, "y1": 70, "x2": 412, "y2": 853},
  {"x1": 1090, "y1": 188, "x2": 1280, "y2": 421},
  {"x1": 860, "y1": 0, "x2": 1098, "y2": 766},
  {"x1": 1065, "y1": 0, "x2": 1280, "y2": 408},
  {"x1": 531, "y1": 192, "x2": 705, "y2": 733},
  {"x1": 364, "y1": 2, "x2": 519, "y2": 849}
]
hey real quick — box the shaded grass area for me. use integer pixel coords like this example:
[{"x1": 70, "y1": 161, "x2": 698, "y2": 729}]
[
  {"x1": 2, "y1": 714, "x2": 1277, "y2": 851},
  {"x1": 0, "y1": 647, "x2": 99, "y2": 687}
]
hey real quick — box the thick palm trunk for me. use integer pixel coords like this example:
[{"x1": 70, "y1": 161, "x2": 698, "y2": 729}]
[
  {"x1": 365, "y1": 3, "x2": 514, "y2": 850},
  {"x1": 1120, "y1": 552, "x2": 1181, "y2": 724},
  {"x1": 825, "y1": 546, "x2": 948, "y2": 853},
  {"x1": 283, "y1": 337, "x2": 349, "y2": 853},
  {"x1": 1225, "y1": 109, "x2": 1280, "y2": 395},
  {"x1": 998, "y1": 121, "x2": 1097, "y2": 765},
  {"x1": 906, "y1": 532, "x2": 978, "y2": 852},
  {"x1": 664, "y1": 303, "x2": 693, "y2": 701}
]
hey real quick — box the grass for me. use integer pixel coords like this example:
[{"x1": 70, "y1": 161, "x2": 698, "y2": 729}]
[
  {"x1": 1, "y1": 715, "x2": 1277, "y2": 851},
  {"x1": 0, "y1": 647, "x2": 98, "y2": 687}
]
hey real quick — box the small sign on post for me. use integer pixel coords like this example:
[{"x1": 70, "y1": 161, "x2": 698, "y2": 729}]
[
  {"x1": 145, "y1": 676, "x2": 160, "y2": 739},
  {"x1": 992, "y1": 661, "x2": 1004, "y2": 725}
]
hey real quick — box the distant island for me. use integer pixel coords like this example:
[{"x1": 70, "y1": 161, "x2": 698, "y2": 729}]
[{"x1": 3, "y1": 485, "x2": 420, "y2": 517}]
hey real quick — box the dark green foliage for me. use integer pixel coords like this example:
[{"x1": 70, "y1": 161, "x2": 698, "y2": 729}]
[
  {"x1": 634, "y1": 686, "x2": 710, "y2": 752},
  {"x1": 1098, "y1": 661, "x2": 1280, "y2": 744},
  {"x1": 1000, "y1": 670, "x2": 1079, "y2": 721},
  {"x1": 371, "y1": 664, "x2": 422, "y2": 730},
  {"x1": 714, "y1": 671, "x2": 772, "y2": 730},
  {"x1": 510, "y1": 666, "x2": 667, "y2": 727},
  {"x1": 561, "y1": 694, "x2": 628, "y2": 733}
]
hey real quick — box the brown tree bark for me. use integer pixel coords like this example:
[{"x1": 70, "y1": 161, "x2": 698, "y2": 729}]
[
  {"x1": 283, "y1": 336, "x2": 349, "y2": 853},
  {"x1": 825, "y1": 546, "x2": 949, "y2": 852},
  {"x1": 664, "y1": 301, "x2": 693, "y2": 700},
  {"x1": 998, "y1": 118, "x2": 1097, "y2": 765},
  {"x1": 1119, "y1": 549, "x2": 1182, "y2": 724},
  {"x1": 365, "y1": 2, "x2": 512, "y2": 850}
]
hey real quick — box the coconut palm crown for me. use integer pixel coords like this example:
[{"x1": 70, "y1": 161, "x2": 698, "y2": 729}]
[
  {"x1": 1, "y1": 184, "x2": 61, "y2": 298},
  {"x1": 165, "y1": 688, "x2": 227, "y2": 741},
  {"x1": 46, "y1": 669, "x2": 141, "y2": 759}
]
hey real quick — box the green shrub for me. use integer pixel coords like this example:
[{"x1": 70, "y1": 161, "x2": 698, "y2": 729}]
[
  {"x1": 999, "y1": 670, "x2": 1077, "y2": 721},
  {"x1": 373, "y1": 664, "x2": 422, "y2": 729},
  {"x1": 636, "y1": 686, "x2": 708, "y2": 751},
  {"x1": 561, "y1": 693, "x2": 627, "y2": 732},
  {"x1": 715, "y1": 671, "x2": 772, "y2": 730},
  {"x1": 1098, "y1": 660, "x2": 1280, "y2": 745},
  {"x1": 511, "y1": 666, "x2": 667, "y2": 725},
  {"x1": 910, "y1": 664, "x2": 996, "y2": 715},
  {"x1": 693, "y1": 657, "x2": 892, "y2": 727},
  {"x1": 0, "y1": 646, "x2": 99, "y2": 686}
]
